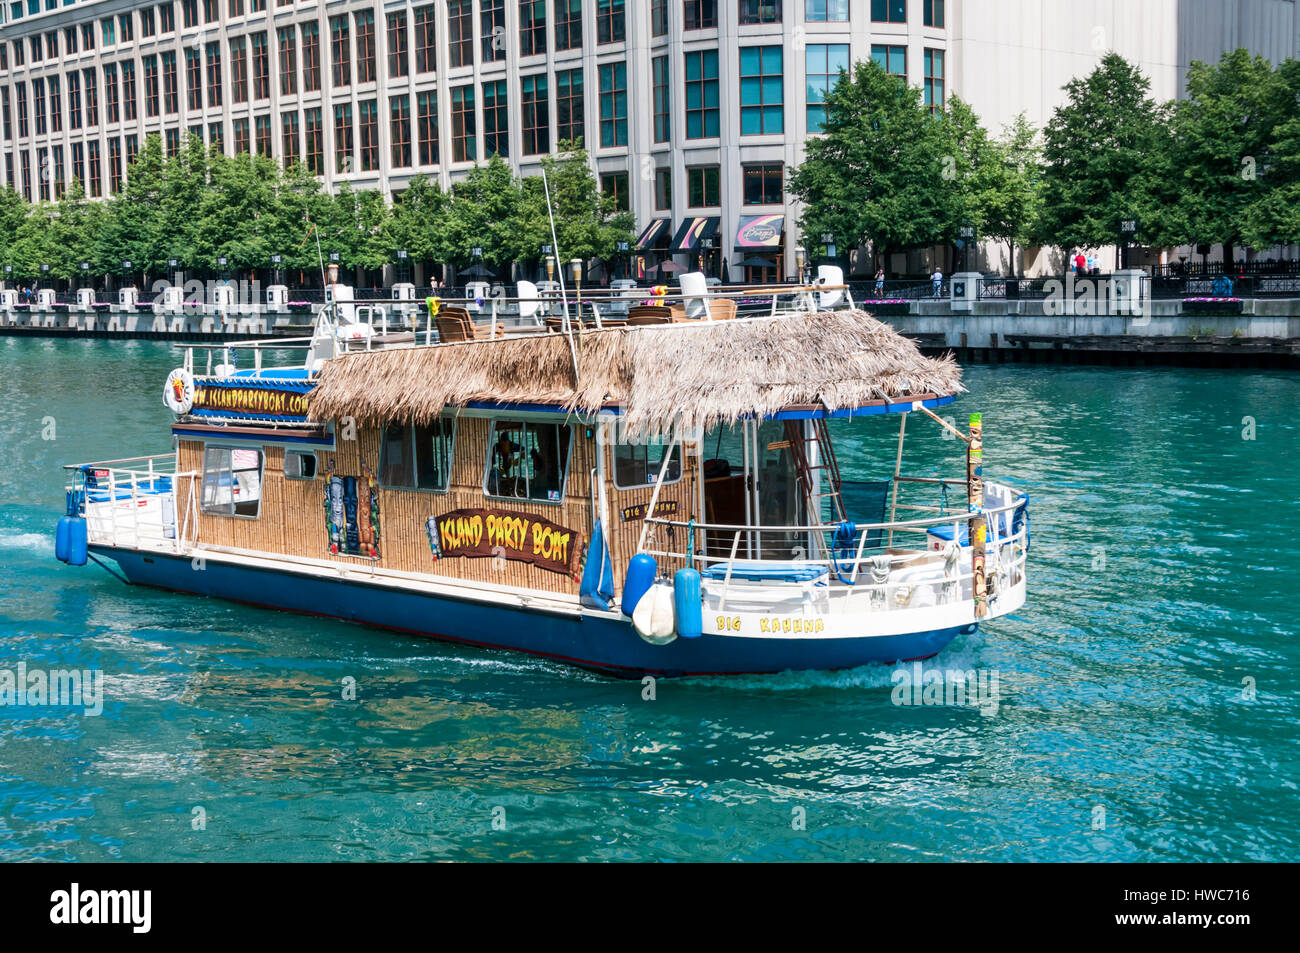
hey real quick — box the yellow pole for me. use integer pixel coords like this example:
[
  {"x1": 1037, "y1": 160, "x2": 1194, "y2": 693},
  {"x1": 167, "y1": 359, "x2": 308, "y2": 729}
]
[{"x1": 967, "y1": 413, "x2": 987, "y2": 618}]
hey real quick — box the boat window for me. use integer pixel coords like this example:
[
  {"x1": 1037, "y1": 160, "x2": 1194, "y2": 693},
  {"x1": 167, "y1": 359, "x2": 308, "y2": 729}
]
[
  {"x1": 611, "y1": 426, "x2": 681, "y2": 490},
  {"x1": 284, "y1": 451, "x2": 318, "y2": 480},
  {"x1": 484, "y1": 420, "x2": 572, "y2": 504},
  {"x1": 379, "y1": 418, "x2": 455, "y2": 492},
  {"x1": 200, "y1": 446, "x2": 263, "y2": 518}
]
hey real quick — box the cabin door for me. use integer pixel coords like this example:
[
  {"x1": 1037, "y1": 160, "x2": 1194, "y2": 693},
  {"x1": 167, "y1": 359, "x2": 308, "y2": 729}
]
[{"x1": 700, "y1": 421, "x2": 802, "y2": 559}]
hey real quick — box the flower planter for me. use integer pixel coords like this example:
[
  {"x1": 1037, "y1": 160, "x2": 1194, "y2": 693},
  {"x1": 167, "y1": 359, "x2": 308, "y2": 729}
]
[
  {"x1": 863, "y1": 300, "x2": 912, "y2": 316},
  {"x1": 1183, "y1": 297, "x2": 1243, "y2": 316}
]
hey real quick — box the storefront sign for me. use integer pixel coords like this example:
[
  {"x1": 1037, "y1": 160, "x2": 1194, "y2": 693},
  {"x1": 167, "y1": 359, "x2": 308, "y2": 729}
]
[
  {"x1": 428, "y1": 507, "x2": 584, "y2": 577},
  {"x1": 192, "y1": 384, "x2": 311, "y2": 418}
]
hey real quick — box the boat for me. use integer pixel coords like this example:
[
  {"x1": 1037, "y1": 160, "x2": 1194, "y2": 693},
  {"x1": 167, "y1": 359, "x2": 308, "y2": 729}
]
[{"x1": 55, "y1": 276, "x2": 1030, "y2": 677}]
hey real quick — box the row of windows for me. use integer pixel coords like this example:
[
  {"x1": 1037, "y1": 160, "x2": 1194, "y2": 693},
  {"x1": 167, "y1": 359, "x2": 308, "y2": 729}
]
[
  {"x1": 197, "y1": 418, "x2": 678, "y2": 524},
  {"x1": 3, "y1": 42, "x2": 943, "y2": 153},
  {"x1": 1, "y1": 0, "x2": 945, "y2": 72}
]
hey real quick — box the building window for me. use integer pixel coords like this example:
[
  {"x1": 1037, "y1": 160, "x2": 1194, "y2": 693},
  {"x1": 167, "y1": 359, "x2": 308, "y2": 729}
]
[
  {"x1": 807, "y1": 43, "x2": 849, "y2": 131},
  {"x1": 520, "y1": 74, "x2": 549, "y2": 155},
  {"x1": 871, "y1": 0, "x2": 906, "y2": 22},
  {"x1": 200, "y1": 447, "x2": 264, "y2": 518},
  {"x1": 37, "y1": 146, "x2": 49, "y2": 201},
  {"x1": 598, "y1": 62, "x2": 626, "y2": 148},
  {"x1": 15, "y1": 85, "x2": 27, "y2": 139},
  {"x1": 144, "y1": 55, "x2": 159, "y2": 117},
  {"x1": 358, "y1": 100, "x2": 378, "y2": 170},
  {"x1": 252, "y1": 33, "x2": 270, "y2": 99},
  {"x1": 355, "y1": 11, "x2": 375, "y2": 84},
  {"x1": 924, "y1": 0, "x2": 944, "y2": 28},
  {"x1": 448, "y1": 1, "x2": 473, "y2": 68},
  {"x1": 519, "y1": 1, "x2": 546, "y2": 56},
  {"x1": 485, "y1": 420, "x2": 572, "y2": 504},
  {"x1": 49, "y1": 77, "x2": 62, "y2": 133},
  {"x1": 390, "y1": 95, "x2": 411, "y2": 167},
  {"x1": 556, "y1": 68, "x2": 583, "y2": 146},
  {"x1": 84, "y1": 69, "x2": 98, "y2": 126},
  {"x1": 233, "y1": 117, "x2": 250, "y2": 153},
  {"x1": 924, "y1": 49, "x2": 944, "y2": 114},
  {"x1": 87, "y1": 141, "x2": 102, "y2": 197},
  {"x1": 33, "y1": 79, "x2": 46, "y2": 137},
  {"x1": 121, "y1": 62, "x2": 137, "y2": 122},
  {"x1": 103, "y1": 66, "x2": 118, "y2": 124},
  {"x1": 118, "y1": 13, "x2": 133, "y2": 42},
  {"x1": 68, "y1": 72, "x2": 82, "y2": 129},
  {"x1": 601, "y1": 171, "x2": 629, "y2": 211},
  {"x1": 305, "y1": 106, "x2": 323, "y2": 173},
  {"x1": 871, "y1": 44, "x2": 906, "y2": 78},
  {"x1": 72, "y1": 142, "x2": 85, "y2": 186},
  {"x1": 451, "y1": 85, "x2": 475, "y2": 162},
  {"x1": 380, "y1": 420, "x2": 455, "y2": 492},
  {"x1": 330, "y1": 16, "x2": 350, "y2": 88},
  {"x1": 805, "y1": 0, "x2": 848, "y2": 20},
  {"x1": 654, "y1": 167, "x2": 671, "y2": 210},
  {"x1": 162, "y1": 52, "x2": 178, "y2": 114},
  {"x1": 684, "y1": 50, "x2": 719, "y2": 139},
  {"x1": 255, "y1": 114, "x2": 271, "y2": 155},
  {"x1": 652, "y1": 0, "x2": 669, "y2": 35},
  {"x1": 21, "y1": 151, "x2": 31, "y2": 201},
  {"x1": 230, "y1": 0, "x2": 244, "y2": 17},
  {"x1": 281, "y1": 109, "x2": 299, "y2": 163},
  {"x1": 417, "y1": 91, "x2": 438, "y2": 165},
  {"x1": 186, "y1": 48, "x2": 202, "y2": 110},
  {"x1": 743, "y1": 162, "x2": 783, "y2": 204},
  {"x1": 159, "y1": 3, "x2": 175, "y2": 34},
  {"x1": 596, "y1": 0, "x2": 625, "y2": 43},
  {"x1": 483, "y1": 79, "x2": 508, "y2": 157},
  {"x1": 302, "y1": 23, "x2": 321, "y2": 92},
  {"x1": 206, "y1": 42, "x2": 222, "y2": 108},
  {"x1": 739, "y1": 0, "x2": 781, "y2": 24},
  {"x1": 52, "y1": 146, "x2": 64, "y2": 200},
  {"x1": 231, "y1": 36, "x2": 248, "y2": 103},
  {"x1": 333, "y1": 104, "x2": 353, "y2": 172},
  {"x1": 101, "y1": 18, "x2": 115, "y2": 46},
  {"x1": 684, "y1": 0, "x2": 717, "y2": 29},
  {"x1": 108, "y1": 137, "x2": 122, "y2": 193},
  {"x1": 209, "y1": 121, "x2": 224, "y2": 154},
  {"x1": 387, "y1": 12, "x2": 408, "y2": 78},
  {"x1": 278, "y1": 28, "x2": 297, "y2": 96},
  {"x1": 166, "y1": 128, "x2": 180, "y2": 158},
  {"x1": 481, "y1": 0, "x2": 505, "y2": 63},
  {"x1": 739, "y1": 46, "x2": 782, "y2": 135},
  {"x1": 182, "y1": 0, "x2": 197, "y2": 29},
  {"x1": 652, "y1": 55, "x2": 670, "y2": 143},
  {"x1": 414, "y1": 5, "x2": 436, "y2": 73},
  {"x1": 203, "y1": 0, "x2": 219, "y2": 24},
  {"x1": 554, "y1": 0, "x2": 582, "y2": 51},
  {"x1": 687, "y1": 165, "x2": 719, "y2": 207}
]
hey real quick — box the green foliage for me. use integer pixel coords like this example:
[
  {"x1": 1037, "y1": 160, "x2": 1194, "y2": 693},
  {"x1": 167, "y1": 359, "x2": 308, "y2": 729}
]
[
  {"x1": 1037, "y1": 53, "x2": 1172, "y2": 251},
  {"x1": 788, "y1": 60, "x2": 958, "y2": 263},
  {"x1": 514, "y1": 144, "x2": 635, "y2": 264}
]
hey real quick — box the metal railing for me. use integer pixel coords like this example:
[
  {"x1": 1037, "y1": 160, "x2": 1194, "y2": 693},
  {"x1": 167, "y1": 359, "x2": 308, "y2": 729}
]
[
  {"x1": 640, "y1": 490, "x2": 1028, "y2": 615},
  {"x1": 64, "y1": 453, "x2": 199, "y2": 553}
]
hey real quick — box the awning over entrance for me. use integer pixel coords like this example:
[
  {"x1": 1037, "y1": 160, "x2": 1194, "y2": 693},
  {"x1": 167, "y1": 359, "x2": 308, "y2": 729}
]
[
  {"x1": 735, "y1": 214, "x2": 785, "y2": 249},
  {"x1": 634, "y1": 218, "x2": 672, "y2": 251},
  {"x1": 671, "y1": 216, "x2": 720, "y2": 252}
]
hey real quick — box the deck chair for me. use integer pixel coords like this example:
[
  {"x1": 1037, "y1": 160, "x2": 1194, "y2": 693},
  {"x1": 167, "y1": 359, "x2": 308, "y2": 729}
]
[
  {"x1": 435, "y1": 313, "x2": 471, "y2": 342},
  {"x1": 709, "y1": 298, "x2": 738, "y2": 321},
  {"x1": 627, "y1": 305, "x2": 673, "y2": 325}
]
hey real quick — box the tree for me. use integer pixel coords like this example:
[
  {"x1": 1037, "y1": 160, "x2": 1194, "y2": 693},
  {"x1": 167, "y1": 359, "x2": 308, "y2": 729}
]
[
  {"x1": 96, "y1": 134, "x2": 167, "y2": 279},
  {"x1": 1167, "y1": 49, "x2": 1290, "y2": 258},
  {"x1": 48, "y1": 178, "x2": 106, "y2": 280},
  {"x1": 437, "y1": 155, "x2": 523, "y2": 267},
  {"x1": 0, "y1": 187, "x2": 30, "y2": 271},
  {"x1": 1037, "y1": 53, "x2": 1171, "y2": 256},
  {"x1": 383, "y1": 173, "x2": 448, "y2": 268},
  {"x1": 1242, "y1": 57, "x2": 1300, "y2": 249},
  {"x1": 982, "y1": 114, "x2": 1044, "y2": 274},
  {"x1": 788, "y1": 59, "x2": 957, "y2": 271},
  {"x1": 513, "y1": 143, "x2": 635, "y2": 265}
]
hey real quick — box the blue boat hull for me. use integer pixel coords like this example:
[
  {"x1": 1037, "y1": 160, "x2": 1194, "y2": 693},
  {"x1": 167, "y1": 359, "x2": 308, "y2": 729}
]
[{"x1": 93, "y1": 546, "x2": 972, "y2": 678}]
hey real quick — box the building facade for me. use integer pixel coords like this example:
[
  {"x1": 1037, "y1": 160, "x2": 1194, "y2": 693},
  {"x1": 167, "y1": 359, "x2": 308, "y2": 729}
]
[{"x1": 1, "y1": 0, "x2": 1296, "y2": 279}]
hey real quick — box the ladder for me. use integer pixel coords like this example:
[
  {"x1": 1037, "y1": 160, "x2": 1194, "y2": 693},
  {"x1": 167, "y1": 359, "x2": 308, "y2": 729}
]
[{"x1": 783, "y1": 418, "x2": 847, "y2": 527}]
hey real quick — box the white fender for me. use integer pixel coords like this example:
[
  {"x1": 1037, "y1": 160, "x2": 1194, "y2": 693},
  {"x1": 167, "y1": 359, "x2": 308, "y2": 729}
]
[{"x1": 633, "y1": 583, "x2": 678, "y2": 646}]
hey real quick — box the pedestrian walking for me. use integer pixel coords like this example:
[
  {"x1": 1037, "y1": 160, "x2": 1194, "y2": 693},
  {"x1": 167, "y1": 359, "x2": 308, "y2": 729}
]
[
  {"x1": 931, "y1": 269, "x2": 943, "y2": 298},
  {"x1": 874, "y1": 268, "x2": 886, "y2": 298}
]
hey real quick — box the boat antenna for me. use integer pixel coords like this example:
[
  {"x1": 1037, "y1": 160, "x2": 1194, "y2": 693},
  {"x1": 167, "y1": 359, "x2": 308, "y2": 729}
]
[{"x1": 541, "y1": 165, "x2": 571, "y2": 330}]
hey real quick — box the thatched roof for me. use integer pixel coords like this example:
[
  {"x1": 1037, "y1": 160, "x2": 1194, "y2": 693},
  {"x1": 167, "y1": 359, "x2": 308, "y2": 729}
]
[{"x1": 307, "y1": 310, "x2": 962, "y2": 434}]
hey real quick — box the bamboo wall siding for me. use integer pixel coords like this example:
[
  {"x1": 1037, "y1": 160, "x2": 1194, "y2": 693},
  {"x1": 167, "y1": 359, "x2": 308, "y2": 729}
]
[{"x1": 181, "y1": 419, "x2": 705, "y2": 597}]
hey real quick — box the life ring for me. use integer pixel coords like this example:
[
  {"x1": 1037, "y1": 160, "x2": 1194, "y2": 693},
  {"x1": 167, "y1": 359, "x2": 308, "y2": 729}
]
[{"x1": 163, "y1": 367, "x2": 194, "y2": 414}]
